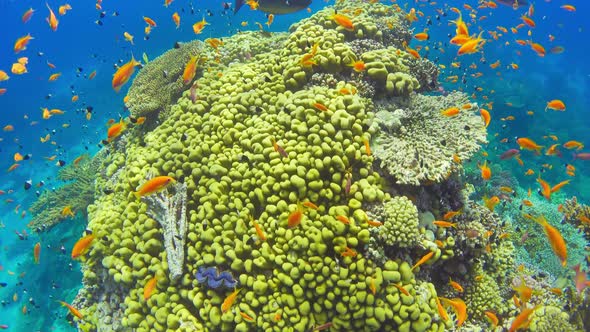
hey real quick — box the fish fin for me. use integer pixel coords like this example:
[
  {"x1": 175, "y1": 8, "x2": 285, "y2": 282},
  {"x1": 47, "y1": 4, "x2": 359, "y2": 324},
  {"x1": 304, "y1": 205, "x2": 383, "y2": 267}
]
[{"x1": 234, "y1": 0, "x2": 244, "y2": 13}]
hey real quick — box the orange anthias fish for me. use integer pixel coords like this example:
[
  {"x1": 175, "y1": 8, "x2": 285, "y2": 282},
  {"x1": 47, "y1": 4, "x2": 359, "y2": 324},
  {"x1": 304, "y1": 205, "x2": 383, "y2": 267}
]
[
  {"x1": 347, "y1": 60, "x2": 366, "y2": 72},
  {"x1": 172, "y1": 12, "x2": 181, "y2": 28},
  {"x1": 58, "y1": 4, "x2": 72, "y2": 16},
  {"x1": 484, "y1": 311, "x2": 499, "y2": 328},
  {"x1": 58, "y1": 301, "x2": 83, "y2": 319},
  {"x1": 193, "y1": 17, "x2": 209, "y2": 34},
  {"x1": 509, "y1": 306, "x2": 537, "y2": 332},
  {"x1": 439, "y1": 297, "x2": 467, "y2": 327},
  {"x1": 533, "y1": 214, "x2": 567, "y2": 266},
  {"x1": 513, "y1": 276, "x2": 533, "y2": 304},
  {"x1": 479, "y1": 160, "x2": 491, "y2": 180},
  {"x1": 330, "y1": 12, "x2": 354, "y2": 31},
  {"x1": 545, "y1": 99, "x2": 566, "y2": 111},
  {"x1": 414, "y1": 32, "x2": 429, "y2": 41},
  {"x1": 71, "y1": 234, "x2": 96, "y2": 259},
  {"x1": 441, "y1": 107, "x2": 460, "y2": 117},
  {"x1": 433, "y1": 221, "x2": 456, "y2": 228},
  {"x1": 265, "y1": 14, "x2": 274, "y2": 27},
  {"x1": 287, "y1": 204, "x2": 303, "y2": 228},
  {"x1": 182, "y1": 55, "x2": 199, "y2": 85},
  {"x1": 22, "y1": 8, "x2": 35, "y2": 23},
  {"x1": 563, "y1": 140, "x2": 584, "y2": 150},
  {"x1": 448, "y1": 278, "x2": 464, "y2": 292},
  {"x1": 536, "y1": 177, "x2": 552, "y2": 200},
  {"x1": 250, "y1": 215, "x2": 266, "y2": 241},
  {"x1": 550, "y1": 180, "x2": 570, "y2": 193},
  {"x1": 483, "y1": 196, "x2": 500, "y2": 212},
  {"x1": 107, "y1": 119, "x2": 127, "y2": 142},
  {"x1": 14, "y1": 34, "x2": 34, "y2": 53},
  {"x1": 33, "y1": 242, "x2": 41, "y2": 264},
  {"x1": 46, "y1": 3, "x2": 59, "y2": 31},
  {"x1": 443, "y1": 209, "x2": 462, "y2": 220},
  {"x1": 457, "y1": 32, "x2": 486, "y2": 55},
  {"x1": 221, "y1": 288, "x2": 241, "y2": 313},
  {"x1": 516, "y1": 138, "x2": 543, "y2": 153},
  {"x1": 480, "y1": 109, "x2": 491, "y2": 127},
  {"x1": 143, "y1": 16, "x2": 157, "y2": 27},
  {"x1": 143, "y1": 276, "x2": 158, "y2": 300},
  {"x1": 411, "y1": 251, "x2": 434, "y2": 271},
  {"x1": 112, "y1": 56, "x2": 141, "y2": 92},
  {"x1": 134, "y1": 176, "x2": 175, "y2": 198}
]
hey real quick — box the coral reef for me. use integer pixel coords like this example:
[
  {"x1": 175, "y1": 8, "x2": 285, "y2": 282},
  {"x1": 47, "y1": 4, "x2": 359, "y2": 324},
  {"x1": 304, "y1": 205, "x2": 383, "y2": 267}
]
[
  {"x1": 67, "y1": 1, "x2": 543, "y2": 332},
  {"x1": 28, "y1": 154, "x2": 101, "y2": 232}
]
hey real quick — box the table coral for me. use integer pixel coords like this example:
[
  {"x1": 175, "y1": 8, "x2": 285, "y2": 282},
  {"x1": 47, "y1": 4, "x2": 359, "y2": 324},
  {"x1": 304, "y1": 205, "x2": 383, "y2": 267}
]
[{"x1": 372, "y1": 92, "x2": 487, "y2": 185}]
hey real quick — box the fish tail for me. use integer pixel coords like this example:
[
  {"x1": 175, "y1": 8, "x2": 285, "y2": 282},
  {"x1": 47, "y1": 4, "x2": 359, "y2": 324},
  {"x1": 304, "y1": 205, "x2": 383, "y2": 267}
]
[{"x1": 133, "y1": 191, "x2": 141, "y2": 199}]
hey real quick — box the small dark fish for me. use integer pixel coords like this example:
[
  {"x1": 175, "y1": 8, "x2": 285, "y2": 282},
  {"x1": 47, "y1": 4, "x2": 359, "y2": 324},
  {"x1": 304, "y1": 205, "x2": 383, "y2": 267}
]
[
  {"x1": 573, "y1": 153, "x2": 590, "y2": 160},
  {"x1": 499, "y1": 149, "x2": 519, "y2": 160},
  {"x1": 56, "y1": 160, "x2": 66, "y2": 167},
  {"x1": 0, "y1": 282, "x2": 7, "y2": 287},
  {"x1": 465, "y1": 229, "x2": 479, "y2": 239},
  {"x1": 234, "y1": 0, "x2": 311, "y2": 14},
  {"x1": 345, "y1": 172, "x2": 352, "y2": 195},
  {"x1": 24, "y1": 180, "x2": 32, "y2": 190}
]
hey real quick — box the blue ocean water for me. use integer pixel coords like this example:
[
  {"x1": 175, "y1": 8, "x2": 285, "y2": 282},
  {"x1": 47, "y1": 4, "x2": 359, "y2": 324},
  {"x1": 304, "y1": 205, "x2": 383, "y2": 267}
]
[{"x1": 0, "y1": 0, "x2": 588, "y2": 331}]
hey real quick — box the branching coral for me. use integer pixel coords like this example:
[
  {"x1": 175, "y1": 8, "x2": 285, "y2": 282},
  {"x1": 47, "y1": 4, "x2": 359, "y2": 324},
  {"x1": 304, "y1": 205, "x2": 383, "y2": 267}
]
[{"x1": 28, "y1": 155, "x2": 100, "y2": 232}]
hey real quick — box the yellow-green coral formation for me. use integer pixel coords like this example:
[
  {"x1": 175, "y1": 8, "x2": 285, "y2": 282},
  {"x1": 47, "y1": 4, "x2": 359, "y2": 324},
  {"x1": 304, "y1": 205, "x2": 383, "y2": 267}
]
[
  {"x1": 127, "y1": 31, "x2": 288, "y2": 119},
  {"x1": 73, "y1": 1, "x2": 472, "y2": 331},
  {"x1": 528, "y1": 306, "x2": 581, "y2": 332},
  {"x1": 283, "y1": 3, "x2": 434, "y2": 96},
  {"x1": 372, "y1": 92, "x2": 487, "y2": 185},
  {"x1": 362, "y1": 48, "x2": 419, "y2": 96},
  {"x1": 376, "y1": 196, "x2": 421, "y2": 247},
  {"x1": 463, "y1": 265, "x2": 507, "y2": 322},
  {"x1": 28, "y1": 155, "x2": 100, "y2": 232}
]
